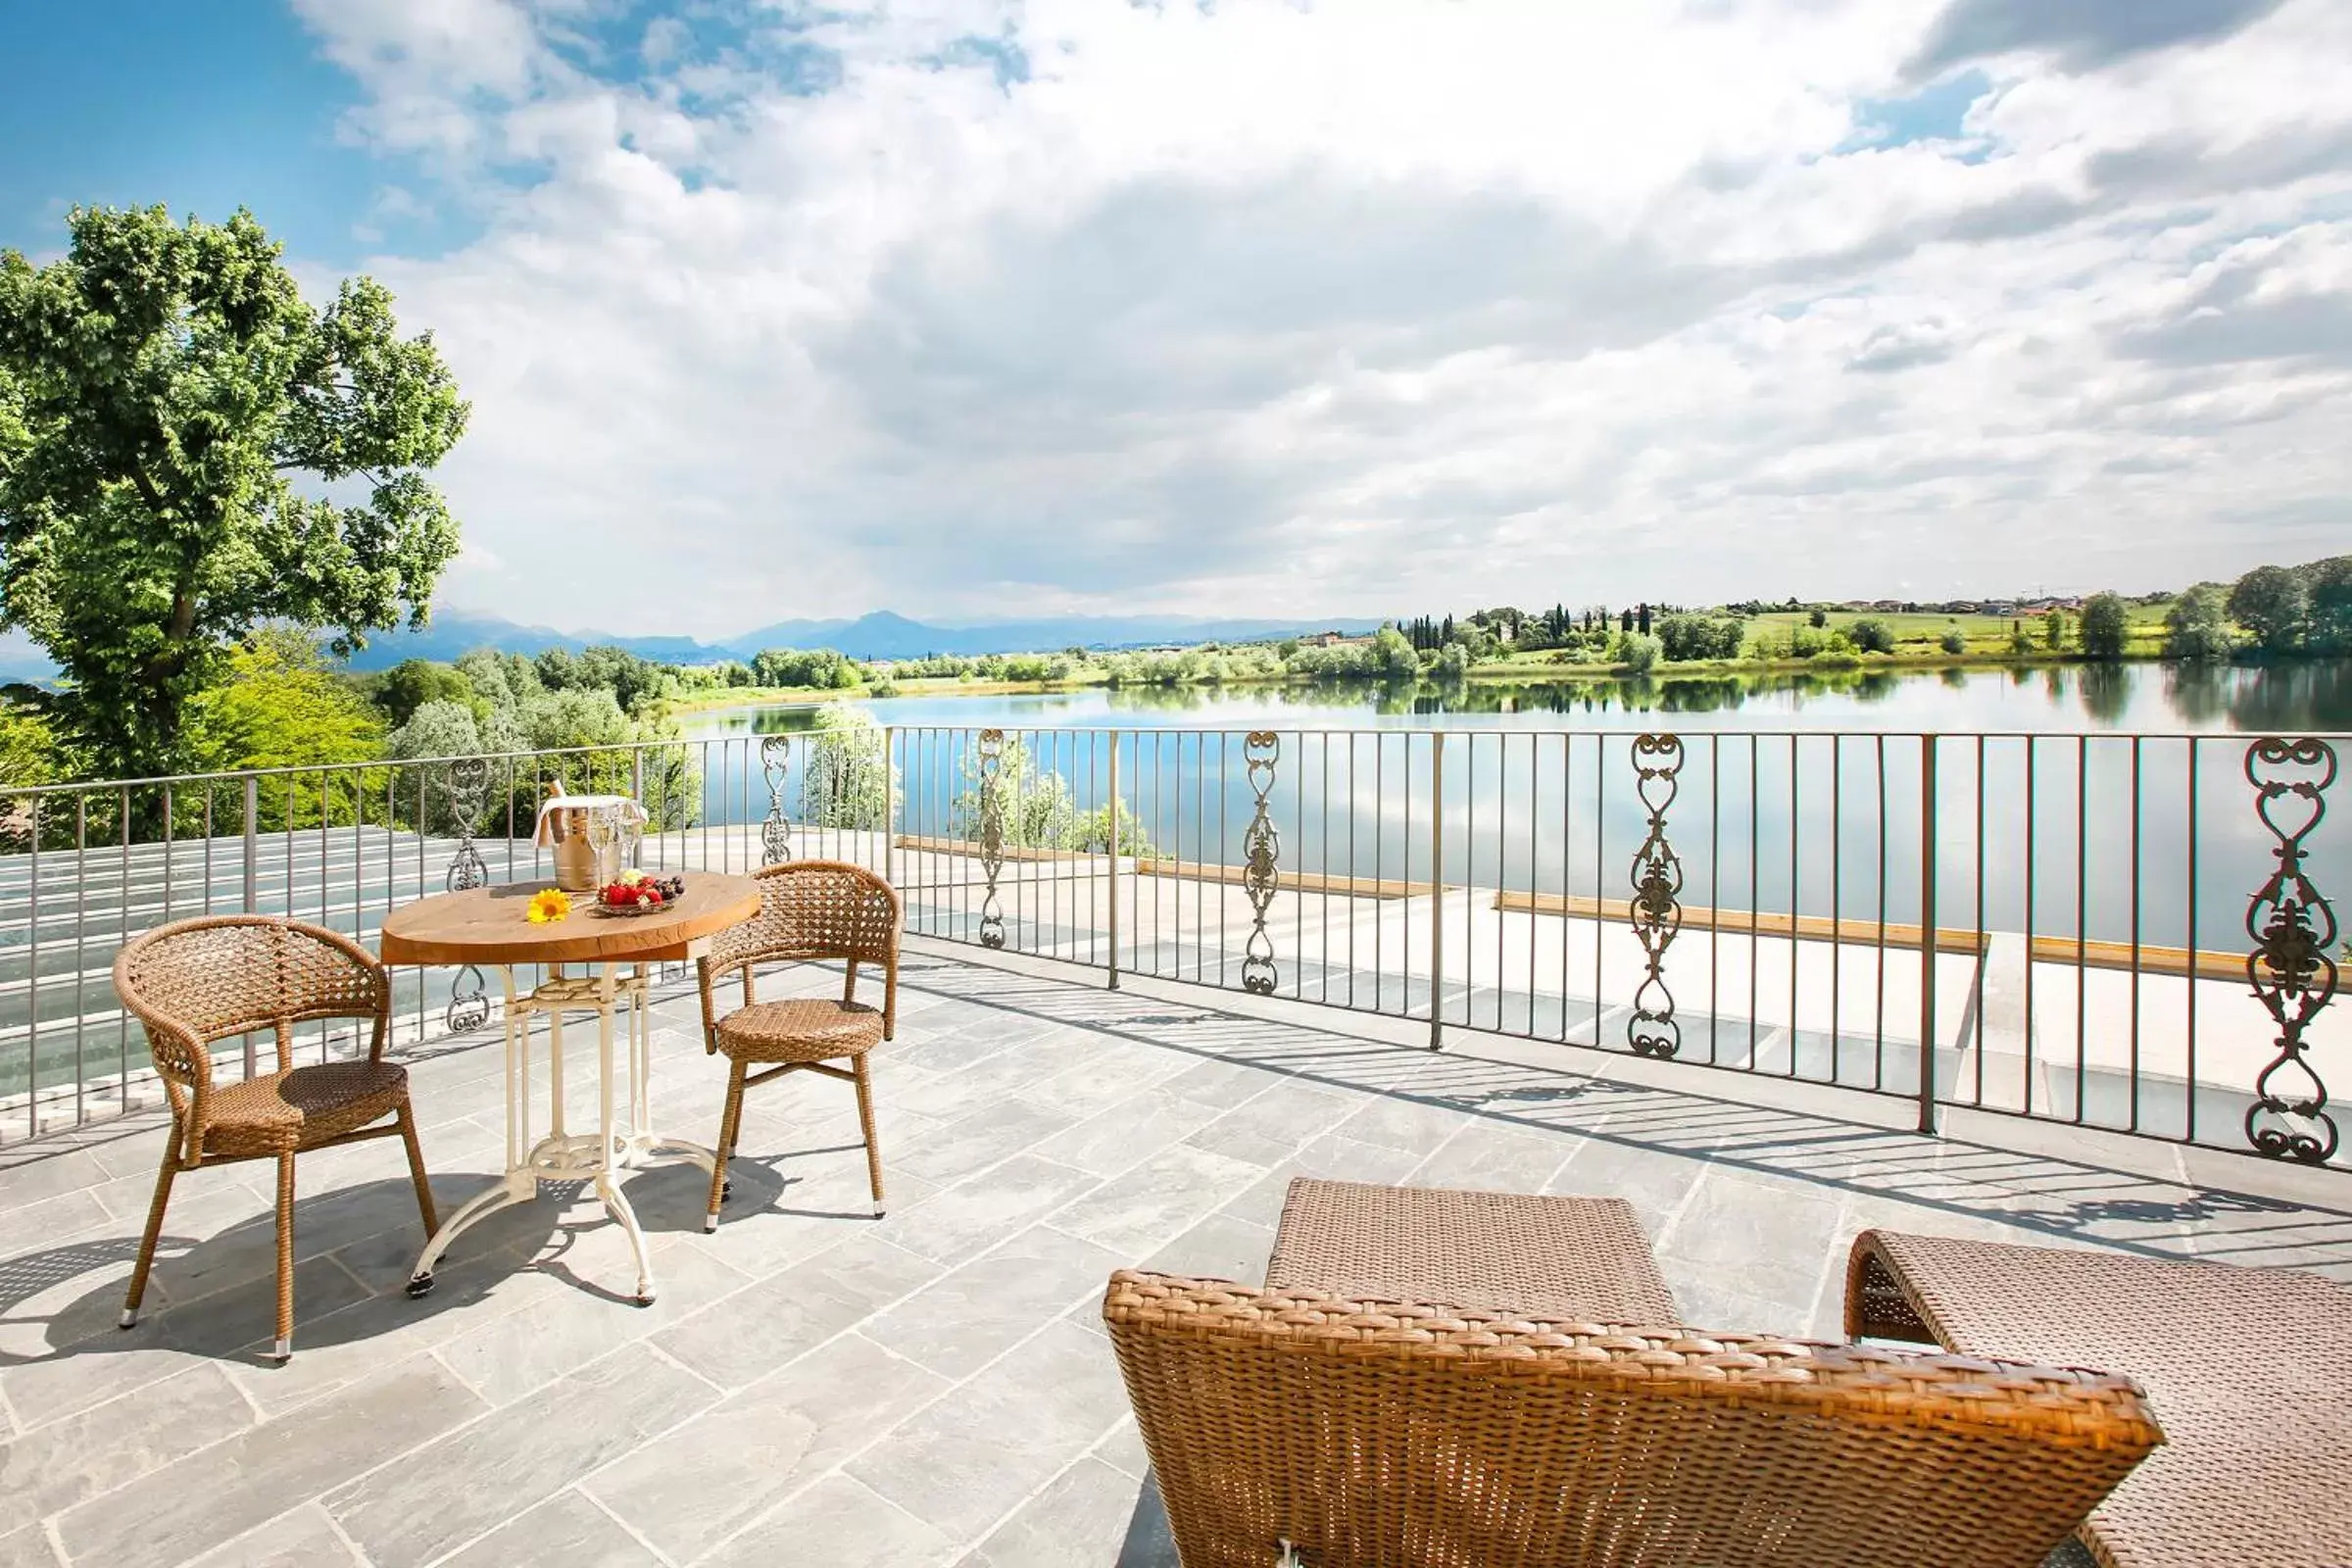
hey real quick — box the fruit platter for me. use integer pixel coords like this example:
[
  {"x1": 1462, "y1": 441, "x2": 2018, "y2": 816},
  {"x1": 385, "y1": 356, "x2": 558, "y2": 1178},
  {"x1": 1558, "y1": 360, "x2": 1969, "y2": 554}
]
[{"x1": 591, "y1": 869, "x2": 688, "y2": 916}]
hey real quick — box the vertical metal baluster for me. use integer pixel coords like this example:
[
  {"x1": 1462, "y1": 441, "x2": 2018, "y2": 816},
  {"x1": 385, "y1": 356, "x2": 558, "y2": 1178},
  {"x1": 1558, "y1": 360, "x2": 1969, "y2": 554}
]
[
  {"x1": 1154, "y1": 731, "x2": 1165, "y2": 977},
  {"x1": 2024, "y1": 738, "x2": 2038, "y2": 1118},
  {"x1": 73, "y1": 796, "x2": 86, "y2": 1126},
  {"x1": 25, "y1": 795, "x2": 40, "y2": 1138},
  {"x1": 2185, "y1": 736, "x2": 2200, "y2": 1144},
  {"x1": 117, "y1": 786, "x2": 131, "y2": 1107},
  {"x1": 1788, "y1": 736, "x2": 1800, "y2": 1079},
  {"x1": 1565, "y1": 732, "x2": 1577, "y2": 1045},
  {"x1": 1748, "y1": 737, "x2": 1759, "y2": 1062},
  {"x1": 1702, "y1": 738, "x2": 1721, "y2": 1067},
  {"x1": 1919, "y1": 735, "x2": 1939, "y2": 1134},
  {"x1": 1320, "y1": 730, "x2": 1331, "y2": 1004},
  {"x1": 1874, "y1": 735, "x2": 1887, "y2": 1062},
  {"x1": 1471, "y1": 732, "x2": 1483, "y2": 1030},
  {"x1": 1526, "y1": 731, "x2": 1537, "y2": 1037},
  {"x1": 1348, "y1": 731, "x2": 1360, "y2": 1010},
  {"x1": 162, "y1": 783, "x2": 175, "y2": 928},
  {"x1": 1832, "y1": 737, "x2": 1843, "y2": 1079},
  {"x1": 1592, "y1": 735, "x2": 1606, "y2": 1045},
  {"x1": 1373, "y1": 738, "x2": 1392, "y2": 1020},
  {"x1": 1974, "y1": 734, "x2": 1986, "y2": 1107},
  {"x1": 318, "y1": 771, "x2": 330, "y2": 1061},
  {"x1": 243, "y1": 774, "x2": 259, "y2": 914},
  {"x1": 2129, "y1": 736, "x2": 2143, "y2": 1133},
  {"x1": 1106, "y1": 732, "x2": 1121, "y2": 983},
  {"x1": 1166, "y1": 730, "x2": 1180, "y2": 979},
  {"x1": 1216, "y1": 732, "x2": 1227, "y2": 989},
  {"x1": 383, "y1": 769, "x2": 397, "y2": 1042},
  {"x1": 1428, "y1": 732, "x2": 1445, "y2": 1050},
  {"x1": 416, "y1": 768, "x2": 429, "y2": 1041},
  {"x1": 2075, "y1": 734, "x2": 2088, "y2": 1123},
  {"x1": 203, "y1": 784, "x2": 214, "y2": 915}
]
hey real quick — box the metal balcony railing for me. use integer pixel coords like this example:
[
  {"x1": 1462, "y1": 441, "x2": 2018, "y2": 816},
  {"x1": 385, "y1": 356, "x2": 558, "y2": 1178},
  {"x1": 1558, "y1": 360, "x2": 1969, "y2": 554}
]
[{"x1": 2, "y1": 726, "x2": 2342, "y2": 1169}]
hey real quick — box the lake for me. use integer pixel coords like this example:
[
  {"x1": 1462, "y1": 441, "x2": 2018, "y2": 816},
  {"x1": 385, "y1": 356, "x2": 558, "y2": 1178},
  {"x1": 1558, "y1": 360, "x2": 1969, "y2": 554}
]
[{"x1": 670, "y1": 662, "x2": 2351, "y2": 956}]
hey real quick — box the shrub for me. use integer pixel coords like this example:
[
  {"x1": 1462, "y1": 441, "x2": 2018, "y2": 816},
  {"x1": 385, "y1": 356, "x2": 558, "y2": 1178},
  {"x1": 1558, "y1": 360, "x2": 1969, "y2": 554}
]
[
  {"x1": 1848, "y1": 617, "x2": 1895, "y2": 655},
  {"x1": 1618, "y1": 633, "x2": 1662, "y2": 673},
  {"x1": 1938, "y1": 630, "x2": 1967, "y2": 656}
]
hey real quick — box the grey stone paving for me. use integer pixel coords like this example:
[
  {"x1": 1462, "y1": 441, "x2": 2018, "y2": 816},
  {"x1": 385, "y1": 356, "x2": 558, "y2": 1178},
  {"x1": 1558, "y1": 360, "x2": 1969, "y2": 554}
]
[{"x1": 0, "y1": 943, "x2": 2347, "y2": 1568}]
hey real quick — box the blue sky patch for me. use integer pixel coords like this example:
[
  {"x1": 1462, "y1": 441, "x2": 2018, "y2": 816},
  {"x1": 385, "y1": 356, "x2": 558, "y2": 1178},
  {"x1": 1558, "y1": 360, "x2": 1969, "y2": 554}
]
[{"x1": 1842, "y1": 69, "x2": 1994, "y2": 158}]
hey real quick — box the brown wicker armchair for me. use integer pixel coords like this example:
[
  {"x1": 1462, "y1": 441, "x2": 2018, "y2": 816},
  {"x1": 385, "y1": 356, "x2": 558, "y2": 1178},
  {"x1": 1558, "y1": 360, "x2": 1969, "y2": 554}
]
[
  {"x1": 112, "y1": 915, "x2": 438, "y2": 1360},
  {"x1": 696, "y1": 859, "x2": 901, "y2": 1231},
  {"x1": 1105, "y1": 1270, "x2": 2163, "y2": 1568}
]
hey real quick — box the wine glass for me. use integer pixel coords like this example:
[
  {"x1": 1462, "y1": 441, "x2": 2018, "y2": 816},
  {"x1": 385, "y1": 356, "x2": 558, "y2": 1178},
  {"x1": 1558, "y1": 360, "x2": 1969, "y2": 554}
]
[{"x1": 585, "y1": 803, "x2": 621, "y2": 887}]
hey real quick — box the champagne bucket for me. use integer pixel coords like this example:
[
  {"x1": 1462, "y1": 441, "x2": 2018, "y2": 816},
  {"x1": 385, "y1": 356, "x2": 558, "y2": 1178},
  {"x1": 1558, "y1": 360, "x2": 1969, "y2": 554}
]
[
  {"x1": 535, "y1": 793, "x2": 645, "y2": 892},
  {"x1": 551, "y1": 837, "x2": 612, "y2": 893}
]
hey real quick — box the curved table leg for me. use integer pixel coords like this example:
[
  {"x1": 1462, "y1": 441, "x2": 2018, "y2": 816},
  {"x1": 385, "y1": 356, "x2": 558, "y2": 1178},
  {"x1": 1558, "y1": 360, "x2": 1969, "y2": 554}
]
[{"x1": 408, "y1": 1168, "x2": 537, "y2": 1297}]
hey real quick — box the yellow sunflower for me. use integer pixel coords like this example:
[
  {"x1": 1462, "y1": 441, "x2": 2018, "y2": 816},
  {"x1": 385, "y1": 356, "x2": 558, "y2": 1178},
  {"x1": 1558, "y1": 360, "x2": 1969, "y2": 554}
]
[{"x1": 526, "y1": 887, "x2": 572, "y2": 924}]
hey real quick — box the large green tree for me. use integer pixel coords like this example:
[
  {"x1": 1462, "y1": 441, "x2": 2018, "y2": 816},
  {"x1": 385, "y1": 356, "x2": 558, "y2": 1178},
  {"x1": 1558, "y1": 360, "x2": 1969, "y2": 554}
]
[
  {"x1": 2227, "y1": 564, "x2": 2308, "y2": 655},
  {"x1": 2305, "y1": 555, "x2": 2352, "y2": 653},
  {"x1": 2078, "y1": 592, "x2": 2130, "y2": 660},
  {"x1": 0, "y1": 206, "x2": 467, "y2": 778}
]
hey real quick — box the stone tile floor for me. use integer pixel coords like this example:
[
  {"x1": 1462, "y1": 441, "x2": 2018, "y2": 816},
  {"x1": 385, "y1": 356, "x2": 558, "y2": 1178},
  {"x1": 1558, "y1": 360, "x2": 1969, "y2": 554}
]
[{"x1": 1, "y1": 943, "x2": 2347, "y2": 1567}]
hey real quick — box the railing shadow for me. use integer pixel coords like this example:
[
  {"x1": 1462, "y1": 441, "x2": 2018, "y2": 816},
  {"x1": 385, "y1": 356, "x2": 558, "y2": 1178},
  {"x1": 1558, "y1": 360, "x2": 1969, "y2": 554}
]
[{"x1": 897, "y1": 955, "x2": 2352, "y2": 1276}]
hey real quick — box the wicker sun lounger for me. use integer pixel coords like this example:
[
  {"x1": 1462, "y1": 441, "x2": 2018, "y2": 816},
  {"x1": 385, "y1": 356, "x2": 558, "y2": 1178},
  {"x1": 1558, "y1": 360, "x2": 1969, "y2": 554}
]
[
  {"x1": 1848, "y1": 1228, "x2": 2352, "y2": 1568},
  {"x1": 1106, "y1": 1179, "x2": 2161, "y2": 1568}
]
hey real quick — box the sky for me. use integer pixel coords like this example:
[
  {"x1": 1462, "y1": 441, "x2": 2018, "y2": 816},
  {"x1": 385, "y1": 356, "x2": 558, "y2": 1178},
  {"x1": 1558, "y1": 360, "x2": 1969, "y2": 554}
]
[{"x1": 3, "y1": 0, "x2": 2350, "y2": 638}]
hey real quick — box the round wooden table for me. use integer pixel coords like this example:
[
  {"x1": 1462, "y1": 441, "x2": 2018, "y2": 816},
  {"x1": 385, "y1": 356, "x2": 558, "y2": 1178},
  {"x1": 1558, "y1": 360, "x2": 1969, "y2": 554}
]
[{"x1": 380, "y1": 873, "x2": 762, "y2": 1303}]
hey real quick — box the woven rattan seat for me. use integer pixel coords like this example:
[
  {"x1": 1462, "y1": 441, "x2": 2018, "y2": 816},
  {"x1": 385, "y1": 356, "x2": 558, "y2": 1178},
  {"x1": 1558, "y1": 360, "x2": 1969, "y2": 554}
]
[
  {"x1": 1105, "y1": 1261, "x2": 2162, "y2": 1568},
  {"x1": 712, "y1": 998, "x2": 885, "y2": 1063},
  {"x1": 112, "y1": 916, "x2": 438, "y2": 1359},
  {"x1": 201, "y1": 1060, "x2": 414, "y2": 1157},
  {"x1": 1267, "y1": 1176, "x2": 1680, "y2": 1323},
  {"x1": 1849, "y1": 1228, "x2": 2352, "y2": 1567},
  {"x1": 698, "y1": 860, "x2": 902, "y2": 1230}
]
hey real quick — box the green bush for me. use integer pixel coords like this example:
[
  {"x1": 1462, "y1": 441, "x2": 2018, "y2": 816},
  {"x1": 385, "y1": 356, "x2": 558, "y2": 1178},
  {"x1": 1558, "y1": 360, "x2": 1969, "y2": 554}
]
[
  {"x1": 1848, "y1": 617, "x2": 1895, "y2": 655},
  {"x1": 1938, "y1": 630, "x2": 1967, "y2": 655}
]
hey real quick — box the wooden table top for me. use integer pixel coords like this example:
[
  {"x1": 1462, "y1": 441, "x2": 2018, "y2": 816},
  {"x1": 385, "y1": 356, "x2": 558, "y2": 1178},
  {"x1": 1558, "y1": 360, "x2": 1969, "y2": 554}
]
[{"x1": 378, "y1": 873, "x2": 764, "y2": 968}]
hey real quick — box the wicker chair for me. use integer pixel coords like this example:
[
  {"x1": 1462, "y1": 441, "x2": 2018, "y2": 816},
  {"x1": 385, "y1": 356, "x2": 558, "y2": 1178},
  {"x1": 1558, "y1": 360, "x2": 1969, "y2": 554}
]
[
  {"x1": 1107, "y1": 1177, "x2": 2165, "y2": 1568},
  {"x1": 696, "y1": 859, "x2": 901, "y2": 1231},
  {"x1": 112, "y1": 916, "x2": 438, "y2": 1360}
]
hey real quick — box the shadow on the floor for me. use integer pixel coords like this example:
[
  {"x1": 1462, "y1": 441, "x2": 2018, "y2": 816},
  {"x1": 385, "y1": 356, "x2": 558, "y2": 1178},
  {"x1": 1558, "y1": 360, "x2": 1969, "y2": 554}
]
[
  {"x1": 0, "y1": 1154, "x2": 801, "y2": 1370},
  {"x1": 900, "y1": 956, "x2": 2352, "y2": 1276},
  {"x1": 1119, "y1": 1473, "x2": 1179, "y2": 1567}
]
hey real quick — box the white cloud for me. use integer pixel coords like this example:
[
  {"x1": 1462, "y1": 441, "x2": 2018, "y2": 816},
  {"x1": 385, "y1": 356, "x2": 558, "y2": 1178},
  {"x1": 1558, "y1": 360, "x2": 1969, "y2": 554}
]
[{"x1": 293, "y1": 0, "x2": 2352, "y2": 631}]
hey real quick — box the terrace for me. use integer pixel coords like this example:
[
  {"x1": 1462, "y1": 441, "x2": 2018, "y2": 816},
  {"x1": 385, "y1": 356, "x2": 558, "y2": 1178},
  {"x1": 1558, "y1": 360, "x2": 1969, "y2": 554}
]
[
  {"x1": 0, "y1": 724, "x2": 2345, "y2": 1566},
  {"x1": 0, "y1": 941, "x2": 2344, "y2": 1568}
]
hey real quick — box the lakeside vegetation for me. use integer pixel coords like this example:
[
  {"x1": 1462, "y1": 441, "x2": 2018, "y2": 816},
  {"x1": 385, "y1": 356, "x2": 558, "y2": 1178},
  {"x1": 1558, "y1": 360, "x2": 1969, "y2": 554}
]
[{"x1": 4, "y1": 554, "x2": 2348, "y2": 795}]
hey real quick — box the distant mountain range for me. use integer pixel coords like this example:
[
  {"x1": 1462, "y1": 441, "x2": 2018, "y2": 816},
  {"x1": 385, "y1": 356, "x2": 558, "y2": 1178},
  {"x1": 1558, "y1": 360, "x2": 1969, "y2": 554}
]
[{"x1": 329, "y1": 609, "x2": 1387, "y2": 670}]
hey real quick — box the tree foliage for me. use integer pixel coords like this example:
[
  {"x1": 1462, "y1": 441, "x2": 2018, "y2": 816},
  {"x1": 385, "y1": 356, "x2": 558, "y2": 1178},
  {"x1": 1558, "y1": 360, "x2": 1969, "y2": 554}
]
[
  {"x1": 1847, "y1": 617, "x2": 1895, "y2": 655},
  {"x1": 2163, "y1": 584, "x2": 2233, "y2": 662},
  {"x1": 0, "y1": 206, "x2": 467, "y2": 777},
  {"x1": 2303, "y1": 556, "x2": 2352, "y2": 653},
  {"x1": 372, "y1": 658, "x2": 475, "y2": 727},
  {"x1": 1653, "y1": 613, "x2": 1745, "y2": 662},
  {"x1": 2078, "y1": 592, "x2": 2130, "y2": 660},
  {"x1": 2227, "y1": 564, "x2": 2308, "y2": 654}
]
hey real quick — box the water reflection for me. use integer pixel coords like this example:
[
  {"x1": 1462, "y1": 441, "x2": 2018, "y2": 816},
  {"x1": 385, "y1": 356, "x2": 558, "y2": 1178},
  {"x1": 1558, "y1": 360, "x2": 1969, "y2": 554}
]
[{"x1": 685, "y1": 661, "x2": 2352, "y2": 740}]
